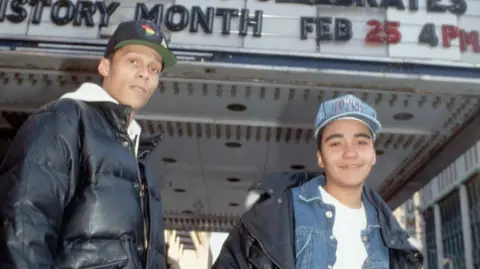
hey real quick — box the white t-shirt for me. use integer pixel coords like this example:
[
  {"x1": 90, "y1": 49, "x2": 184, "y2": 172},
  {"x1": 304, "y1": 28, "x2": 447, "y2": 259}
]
[{"x1": 319, "y1": 186, "x2": 368, "y2": 269}]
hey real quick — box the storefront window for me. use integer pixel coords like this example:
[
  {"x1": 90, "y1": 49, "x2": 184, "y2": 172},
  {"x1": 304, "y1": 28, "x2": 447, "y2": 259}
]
[
  {"x1": 466, "y1": 173, "x2": 480, "y2": 269},
  {"x1": 439, "y1": 190, "x2": 465, "y2": 269},
  {"x1": 424, "y1": 207, "x2": 437, "y2": 269}
]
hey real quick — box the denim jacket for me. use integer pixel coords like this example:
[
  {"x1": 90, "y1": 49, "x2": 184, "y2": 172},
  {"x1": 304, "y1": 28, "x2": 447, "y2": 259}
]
[{"x1": 292, "y1": 176, "x2": 389, "y2": 269}]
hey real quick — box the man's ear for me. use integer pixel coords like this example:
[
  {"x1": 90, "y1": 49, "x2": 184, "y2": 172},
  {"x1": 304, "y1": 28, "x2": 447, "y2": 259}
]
[
  {"x1": 98, "y1": 57, "x2": 110, "y2": 77},
  {"x1": 317, "y1": 151, "x2": 325, "y2": 169}
]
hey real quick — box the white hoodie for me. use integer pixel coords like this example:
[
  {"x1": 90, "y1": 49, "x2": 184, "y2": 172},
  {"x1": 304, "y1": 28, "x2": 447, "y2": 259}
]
[{"x1": 60, "y1": 82, "x2": 142, "y2": 156}]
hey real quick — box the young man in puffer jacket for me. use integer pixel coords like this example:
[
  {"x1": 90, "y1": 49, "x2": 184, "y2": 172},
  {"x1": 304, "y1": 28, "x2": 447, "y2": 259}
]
[{"x1": 0, "y1": 19, "x2": 176, "y2": 269}]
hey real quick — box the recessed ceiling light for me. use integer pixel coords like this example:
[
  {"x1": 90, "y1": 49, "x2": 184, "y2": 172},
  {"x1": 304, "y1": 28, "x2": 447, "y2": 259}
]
[
  {"x1": 227, "y1": 177, "x2": 241, "y2": 183},
  {"x1": 227, "y1": 103, "x2": 247, "y2": 112},
  {"x1": 162, "y1": 157, "x2": 177, "y2": 163},
  {"x1": 393, "y1": 112, "x2": 414, "y2": 121},
  {"x1": 290, "y1": 164, "x2": 306, "y2": 170},
  {"x1": 225, "y1": 142, "x2": 242, "y2": 148}
]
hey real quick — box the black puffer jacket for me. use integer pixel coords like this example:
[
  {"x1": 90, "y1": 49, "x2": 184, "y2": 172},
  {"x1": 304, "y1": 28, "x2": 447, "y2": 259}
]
[
  {"x1": 0, "y1": 98, "x2": 165, "y2": 269},
  {"x1": 213, "y1": 172, "x2": 424, "y2": 269}
]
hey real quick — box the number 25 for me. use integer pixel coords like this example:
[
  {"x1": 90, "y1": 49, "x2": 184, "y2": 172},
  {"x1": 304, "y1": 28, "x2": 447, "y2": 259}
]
[{"x1": 365, "y1": 20, "x2": 401, "y2": 44}]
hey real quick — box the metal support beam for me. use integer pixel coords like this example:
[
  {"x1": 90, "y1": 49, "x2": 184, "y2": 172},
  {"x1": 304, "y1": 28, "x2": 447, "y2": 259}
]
[
  {"x1": 434, "y1": 204, "x2": 444, "y2": 269},
  {"x1": 459, "y1": 184, "x2": 474, "y2": 269},
  {"x1": 385, "y1": 108, "x2": 480, "y2": 209}
]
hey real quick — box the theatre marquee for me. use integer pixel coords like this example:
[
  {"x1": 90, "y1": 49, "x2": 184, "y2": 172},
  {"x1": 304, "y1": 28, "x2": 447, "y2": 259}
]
[{"x1": 0, "y1": 0, "x2": 479, "y2": 64}]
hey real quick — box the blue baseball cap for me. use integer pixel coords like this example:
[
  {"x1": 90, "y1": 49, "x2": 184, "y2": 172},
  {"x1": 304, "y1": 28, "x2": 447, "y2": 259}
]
[{"x1": 314, "y1": 94, "x2": 382, "y2": 140}]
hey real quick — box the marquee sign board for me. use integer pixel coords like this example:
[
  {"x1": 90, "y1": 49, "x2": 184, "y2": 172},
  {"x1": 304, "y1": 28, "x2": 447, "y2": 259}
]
[{"x1": 0, "y1": 0, "x2": 479, "y2": 65}]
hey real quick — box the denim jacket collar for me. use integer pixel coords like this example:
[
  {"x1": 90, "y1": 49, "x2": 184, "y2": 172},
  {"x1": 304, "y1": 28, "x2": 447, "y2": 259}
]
[
  {"x1": 298, "y1": 175, "x2": 324, "y2": 202},
  {"x1": 297, "y1": 175, "x2": 379, "y2": 226}
]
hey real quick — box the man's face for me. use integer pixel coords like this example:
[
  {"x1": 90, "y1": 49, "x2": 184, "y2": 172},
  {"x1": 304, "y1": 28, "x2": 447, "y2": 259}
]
[
  {"x1": 317, "y1": 119, "x2": 376, "y2": 189},
  {"x1": 98, "y1": 44, "x2": 163, "y2": 111}
]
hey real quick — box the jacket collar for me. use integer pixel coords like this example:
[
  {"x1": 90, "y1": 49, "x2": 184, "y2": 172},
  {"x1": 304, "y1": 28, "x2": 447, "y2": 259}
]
[
  {"x1": 60, "y1": 82, "x2": 142, "y2": 141},
  {"x1": 60, "y1": 83, "x2": 160, "y2": 159},
  {"x1": 297, "y1": 175, "x2": 323, "y2": 202},
  {"x1": 297, "y1": 175, "x2": 380, "y2": 227}
]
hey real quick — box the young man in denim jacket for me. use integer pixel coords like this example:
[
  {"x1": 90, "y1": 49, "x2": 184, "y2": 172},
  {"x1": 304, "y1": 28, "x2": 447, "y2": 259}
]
[{"x1": 213, "y1": 94, "x2": 423, "y2": 269}]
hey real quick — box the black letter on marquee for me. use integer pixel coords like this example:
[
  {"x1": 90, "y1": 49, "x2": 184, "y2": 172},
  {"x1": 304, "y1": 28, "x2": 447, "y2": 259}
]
[
  {"x1": 239, "y1": 9, "x2": 262, "y2": 37},
  {"x1": 190, "y1": 6, "x2": 213, "y2": 33},
  {"x1": 165, "y1": 5, "x2": 189, "y2": 32},
  {"x1": 275, "y1": 0, "x2": 312, "y2": 4},
  {"x1": 316, "y1": 17, "x2": 332, "y2": 41},
  {"x1": 73, "y1": 0, "x2": 96, "y2": 26},
  {"x1": 427, "y1": 0, "x2": 466, "y2": 14},
  {"x1": 335, "y1": 18, "x2": 352, "y2": 41},
  {"x1": 215, "y1": 8, "x2": 239, "y2": 35},
  {"x1": 31, "y1": 0, "x2": 52, "y2": 25},
  {"x1": 418, "y1": 23, "x2": 438, "y2": 47},
  {"x1": 7, "y1": 0, "x2": 28, "y2": 23},
  {"x1": 300, "y1": 17, "x2": 315, "y2": 40},
  {"x1": 426, "y1": 0, "x2": 446, "y2": 12},
  {"x1": 96, "y1": 1, "x2": 119, "y2": 27},
  {"x1": 354, "y1": 0, "x2": 379, "y2": 8},
  {"x1": 0, "y1": 0, "x2": 8, "y2": 22},
  {"x1": 379, "y1": 0, "x2": 405, "y2": 10},
  {"x1": 135, "y1": 3, "x2": 164, "y2": 27},
  {"x1": 334, "y1": 0, "x2": 351, "y2": 6},
  {"x1": 448, "y1": 0, "x2": 467, "y2": 15},
  {"x1": 337, "y1": 0, "x2": 379, "y2": 6},
  {"x1": 409, "y1": 0, "x2": 418, "y2": 10},
  {"x1": 51, "y1": 0, "x2": 75, "y2": 25},
  {"x1": 310, "y1": 0, "x2": 332, "y2": 5}
]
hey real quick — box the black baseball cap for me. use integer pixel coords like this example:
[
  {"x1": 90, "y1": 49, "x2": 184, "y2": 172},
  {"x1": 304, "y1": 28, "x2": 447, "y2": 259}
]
[{"x1": 105, "y1": 19, "x2": 177, "y2": 69}]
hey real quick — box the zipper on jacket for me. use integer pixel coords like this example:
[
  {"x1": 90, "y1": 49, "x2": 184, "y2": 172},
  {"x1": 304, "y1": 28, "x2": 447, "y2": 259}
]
[
  {"x1": 125, "y1": 135, "x2": 149, "y2": 265},
  {"x1": 136, "y1": 161, "x2": 149, "y2": 265},
  {"x1": 119, "y1": 108, "x2": 149, "y2": 264}
]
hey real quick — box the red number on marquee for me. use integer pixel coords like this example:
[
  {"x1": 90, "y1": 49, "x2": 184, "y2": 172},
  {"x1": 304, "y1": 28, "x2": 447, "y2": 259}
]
[
  {"x1": 365, "y1": 20, "x2": 401, "y2": 44},
  {"x1": 365, "y1": 20, "x2": 383, "y2": 43}
]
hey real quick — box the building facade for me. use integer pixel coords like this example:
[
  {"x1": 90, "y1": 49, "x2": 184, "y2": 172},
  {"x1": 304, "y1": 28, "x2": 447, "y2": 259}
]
[{"x1": 394, "y1": 140, "x2": 480, "y2": 269}]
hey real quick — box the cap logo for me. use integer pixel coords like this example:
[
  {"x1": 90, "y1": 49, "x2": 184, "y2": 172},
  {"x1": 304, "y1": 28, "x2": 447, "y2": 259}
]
[
  {"x1": 335, "y1": 98, "x2": 363, "y2": 114},
  {"x1": 135, "y1": 20, "x2": 161, "y2": 40},
  {"x1": 141, "y1": 24, "x2": 155, "y2": 35}
]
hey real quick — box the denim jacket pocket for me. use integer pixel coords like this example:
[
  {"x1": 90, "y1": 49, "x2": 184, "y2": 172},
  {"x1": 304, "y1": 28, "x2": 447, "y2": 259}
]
[{"x1": 295, "y1": 226, "x2": 335, "y2": 269}]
